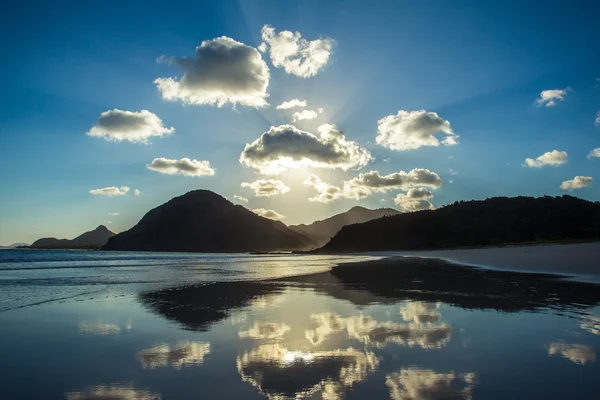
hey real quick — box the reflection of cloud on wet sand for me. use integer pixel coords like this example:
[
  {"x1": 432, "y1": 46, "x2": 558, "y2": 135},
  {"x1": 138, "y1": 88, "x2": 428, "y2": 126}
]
[
  {"x1": 580, "y1": 316, "x2": 600, "y2": 336},
  {"x1": 547, "y1": 343, "x2": 596, "y2": 365},
  {"x1": 305, "y1": 313, "x2": 451, "y2": 349},
  {"x1": 78, "y1": 322, "x2": 121, "y2": 336},
  {"x1": 400, "y1": 301, "x2": 441, "y2": 325},
  {"x1": 239, "y1": 322, "x2": 291, "y2": 340},
  {"x1": 386, "y1": 368, "x2": 476, "y2": 400},
  {"x1": 137, "y1": 341, "x2": 210, "y2": 369},
  {"x1": 237, "y1": 343, "x2": 378, "y2": 399},
  {"x1": 66, "y1": 383, "x2": 160, "y2": 399},
  {"x1": 249, "y1": 294, "x2": 285, "y2": 310}
]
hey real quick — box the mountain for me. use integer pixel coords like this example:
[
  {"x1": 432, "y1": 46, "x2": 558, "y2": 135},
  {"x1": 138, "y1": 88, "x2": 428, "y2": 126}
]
[
  {"x1": 319, "y1": 196, "x2": 600, "y2": 252},
  {"x1": 289, "y1": 206, "x2": 400, "y2": 246},
  {"x1": 0, "y1": 242, "x2": 29, "y2": 249},
  {"x1": 103, "y1": 190, "x2": 316, "y2": 252},
  {"x1": 30, "y1": 225, "x2": 115, "y2": 249}
]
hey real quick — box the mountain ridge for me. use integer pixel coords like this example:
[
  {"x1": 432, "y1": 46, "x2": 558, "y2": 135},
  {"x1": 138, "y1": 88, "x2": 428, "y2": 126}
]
[
  {"x1": 103, "y1": 190, "x2": 316, "y2": 252},
  {"x1": 29, "y1": 225, "x2": 115, "y2": 249},
  {"x1": 289, "y1": 206, "x2": 400, "y2": 246}
]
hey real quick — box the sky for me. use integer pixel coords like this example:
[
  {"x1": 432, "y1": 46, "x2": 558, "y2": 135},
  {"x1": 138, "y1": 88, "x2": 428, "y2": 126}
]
[{"x1": 1, "y1": 0, "x2": 599, "y2": 245}]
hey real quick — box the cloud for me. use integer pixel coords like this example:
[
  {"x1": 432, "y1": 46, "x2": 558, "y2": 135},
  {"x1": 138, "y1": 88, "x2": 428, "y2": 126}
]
[
  {"x1": 596, "y1": 112, "x2": 600, "y2": 126},
  {"x1": 134, "y1": 189, "x2": 141, "y2": 196},
  {"x1": 108, "y1": 212, "x2": 120, "y2": 216},
  {"x1": 241, "y1": 179, "x2": 290, "y2": 197},
  {"x1": 588, "y1": 148, "x2": 600, "y2": 159},
  {"x1": 240, "y1": 124, "x2": 371, "y2": 175},
  {"x1": 535, "y1": 88, "x2": 570, "y2": 107},
  {"x1": 252, "y1": 208, "x2": 286, "y2": 220},
  {"x1": 86, "y1": 109, "x2": 174, "y2": 144},
  {"x1": 560, "y1": 176, "x2": 593, "y2": 191},
  {"x1": 376, "y1": 110, "x2": 459, "y2": 150},
  {"x1": 66, "y1": 384, "x2": 160, "y2": 400},
  {"x1": 237, "y1": 344, "x2": 378, "y2": 400},
  {"x1": 89, "y1": 186, "x2": 130, "y2": 196},
  {"x1": 276, "y1": 99, "x2": 307, "y2": 110},
  {"x1": 293, "y1": 109, "x2": 319, "y2": 121},
  {"x1": 146, "y1": 158, "x2": 215, "y2": 177},
  {"x1": 238, "y1": 322, "x2": 291, "y2": 340},
  {"x1": 305, "y1": 313, "x2": 452, "y2": 349},
  {"x1": 394, "y1": 188, "x2": 435, "y2": 212},
  {"x1": 259, "y1": 25, "x2": 333, "y2": 78},
  {"x1": 137, "y1": 341, "x2": 210, "y2": 369},
  {"x1": 304, "y1": 169, "x2": 442, "y2": 203},
  {"x1": 547, "y1": 343, "x2": 596, "y2": 365},
  {"x1": 386, "y1": 369, "x2": 476, "y2": 400},
  {"x1": 233, "y1": 195, "x2": 249, "y2": 203},
  {"x1": 154, "y1": 37, "x2": 270, "y2": 108},
  {"x1": 525, "y1": 150, "x2": 568, "y2": 167}
]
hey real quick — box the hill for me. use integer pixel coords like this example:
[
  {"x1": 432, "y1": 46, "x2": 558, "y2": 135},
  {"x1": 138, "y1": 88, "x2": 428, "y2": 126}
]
[
  {"x1": 30, "y1": 225, "x2": 115, "y2": 249},
  {"x1": 0, "y1": 242, "x2": 29, "y2": 249},
  {"x1": 319, "y1": 196, "x2": 600, "y2": 252},
  {"x1": 103, "y1": 190, "x2": 316, "y2": 252},
  {"x1": 289, "y1": 206, "x2": 400, "y2": 246}
]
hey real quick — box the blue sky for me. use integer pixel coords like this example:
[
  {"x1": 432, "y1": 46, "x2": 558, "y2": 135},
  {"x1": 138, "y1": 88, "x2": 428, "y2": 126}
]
[{"x1": 1, "y1": 0, "x2": 599, "y2": 244}]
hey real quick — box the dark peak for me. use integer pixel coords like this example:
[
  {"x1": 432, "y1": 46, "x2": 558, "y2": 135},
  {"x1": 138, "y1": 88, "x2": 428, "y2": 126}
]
[
  {"x1": 348, "y1": 206, "x2": 369, "y2": 212},
  {"x1": 95, "y1": 225, "x2": 110, "y2": 231}
]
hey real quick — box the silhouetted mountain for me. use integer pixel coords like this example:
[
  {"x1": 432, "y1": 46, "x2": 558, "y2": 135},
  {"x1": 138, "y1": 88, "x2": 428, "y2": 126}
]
[
  {"x1": 289, "y1": 206, "x2": 400, "y2": 246},
  {"x1": 29, "y1": 225, "x2": 115, "y2": 249},
  {"x1": 103, "y1": 190, "x2": 316, "y2": 252},
  {"x1": 0, "y1": 242, "x2": 29, "y2": 249},
  {"x1": 320, "y1": 196, "x2": 600, "y2": 252}
]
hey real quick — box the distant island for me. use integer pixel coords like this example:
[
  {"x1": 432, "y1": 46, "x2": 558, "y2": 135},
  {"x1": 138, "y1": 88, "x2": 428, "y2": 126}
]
[
  {"x1": 0, "y1": 242, "x2": 29, "y2": 249},
  {"x1": 289, "y1": 206, "x2": 399, "y2": 247},
  {"x1": 319, "y1": 195, "x2": 600, "y2": 252},
  {"x1": 103, "y1": 190, "x2": 316, "y2": 252},
  {"x1": 28, "y1": 225, "x2": 115, "y2": 249}
]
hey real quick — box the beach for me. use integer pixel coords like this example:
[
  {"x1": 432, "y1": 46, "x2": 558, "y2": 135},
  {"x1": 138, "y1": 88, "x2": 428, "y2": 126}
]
[{"x1": 1, "y1": 245, "x2": 599, "y2": 399}]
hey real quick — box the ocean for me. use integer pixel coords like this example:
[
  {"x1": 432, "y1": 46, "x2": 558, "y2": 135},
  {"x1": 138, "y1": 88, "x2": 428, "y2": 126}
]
[{"x1": 0, "y1": 247, "x2": 599, "y2": 399}]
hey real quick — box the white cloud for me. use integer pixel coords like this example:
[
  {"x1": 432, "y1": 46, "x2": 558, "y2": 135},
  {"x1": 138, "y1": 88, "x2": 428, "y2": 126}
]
[
  {"x1": 146, "y1": 158, "x2": 215, "y2": 177},
  {"x1": 134, "y1": 189, "x2": 141, "y2": 196},
  {"x1": 524, "y1": 150, "x2": 568, "y2": 168},
  {"x1": 449, "y1": 168, "x2": 458, "y2": 175},
  {"x1": 240, "y1": 124, "x2": 372, "y2": 175},
  {"x1": 560, "y1": 176, "x2": 593, "y2": 191},
  {"x1": 386, "y1": 369, "x2": 476, "y2": 400},
  {"x1": 535, "y1": 88, "x2": 570, "y2": 107},
  {"x1": 596, "y1": 111, "x2": 600, "y2": 126},
  {"x1": 276, "y1": 99, "x2": 307, "y2": 110},
  {"x1": 252, "y1": 208, "x2": 286, "y2": 220},
  {"x1": 87, "y1": 109, "x2": 174, "y2": 144},
  {"x1": 155, "y1": 36, "x2": 270, "y2": 108},
  {"x1": 238, "y1": 322, "x2": 291, "y2": 340},
  {"x1": 400, "y1": 302, "x2": 442, "y2": 325},
  {"x1": 547, "y1": 343, "x2": 596, "y2": 365},
  {"x1": 589, "y1": 148, "x2": 600, "y2": 160},
  {"x1": 233, "y1": 195, "x2": 249, "y2": 203},
  {"x1": 376, "y1": 110, "x2": 459, "y2": 150},
  {"x1": 108, "y1": 212, "x2": 120, "y2": 216},
  {"x1": 89, "y1": 186, "x2": 130, "y2": 196},
  {"x1": 259, "y1": 25, "x2": 333, "y2": 78},
  {"x1": 66, "y1": 384, "x2": 160, "y2": 400},
  {"x1": 137, "y1": 341, "x2": 210, "y2": 369},
  {"x1": 293, "y1": 109, "x2": 319, "y2": 121},
  {"x1": 394, "y1": 188, "x2": 435, "y2": 212},
  {"x1": 241, "y1": 179, "x2": 290, "y2": 197},
  {"x1": 305, "y1": 169, "x2": 442, "y2": 203}
]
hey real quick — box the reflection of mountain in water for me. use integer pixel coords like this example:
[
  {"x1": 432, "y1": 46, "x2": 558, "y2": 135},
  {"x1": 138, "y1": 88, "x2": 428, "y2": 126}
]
[
  {"x1": 139, "y1": 257, "x2": 600, "y2": 334},
  {"x1": 237, "y1": 344, "x2": 378, "y2": 400}
]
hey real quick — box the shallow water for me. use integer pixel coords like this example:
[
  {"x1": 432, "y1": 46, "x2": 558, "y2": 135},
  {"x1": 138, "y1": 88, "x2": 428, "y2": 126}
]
[{"x1": 0, "y1": 250, "x2": 599, "y2": 399}]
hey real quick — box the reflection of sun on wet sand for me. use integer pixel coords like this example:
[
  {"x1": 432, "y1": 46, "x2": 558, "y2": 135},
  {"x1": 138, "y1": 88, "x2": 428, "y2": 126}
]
[
  {"x1": 137, "y1": 341, "x2": 210, "y2": 369},
  {"x1": 237, "y1": 343, "x2": 379, "y2": 399},
  {"x1": 386, "y1": 368, "x2": 476, "y2": 400},
  {"x1": 547, "y1": 343, "x2": 596, "y2": 365},
  {"x1": 65, "y1": 383, "x2": 160, "y2": 400}
]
